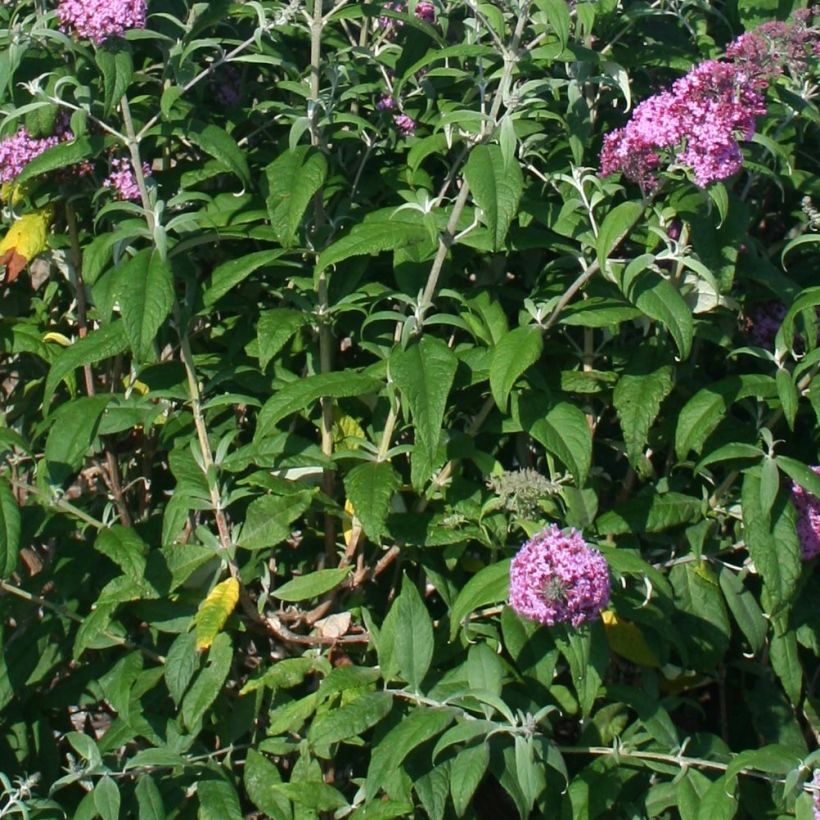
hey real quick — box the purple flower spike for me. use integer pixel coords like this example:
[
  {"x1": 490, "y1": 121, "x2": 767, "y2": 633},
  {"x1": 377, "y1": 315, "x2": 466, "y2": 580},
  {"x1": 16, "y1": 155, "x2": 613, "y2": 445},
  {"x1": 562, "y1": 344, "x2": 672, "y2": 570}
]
[
  {"x1": 791, "y1": 466, "x2": 820, "y2": 561},
  {"x1": 393, "y1": 114, "x2": 416, "y2": 136},
  {"x1": 414, "y1": 2, "x2": 435, "y2": 23},
  {"x1": 377, "y1": 95, "x2": 396, "y2": 111},
  {"x1": 509, "y1": 525, "x2": 610, "y2": 628},
  {"x1": 0, "y1": 129, "x2": 59, "y2": 184},
  {"x1": 103, "y1": 157, "x2": 151, "y2": 201}
]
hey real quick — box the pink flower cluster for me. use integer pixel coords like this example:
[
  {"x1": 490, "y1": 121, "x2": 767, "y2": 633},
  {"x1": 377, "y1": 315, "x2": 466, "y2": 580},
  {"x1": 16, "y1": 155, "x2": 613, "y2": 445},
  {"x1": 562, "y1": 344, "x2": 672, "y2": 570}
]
[
  {"x1": 812, "y1": 769, "x2": 820, "y2": 820},
  {"x1": 509, "y1": 525, "x2": 610, "y2": 628},
  {"x1": 0, "y1": 128, "x2": 60, "y2": 184},
  {"x1": 57, "y1": 0, "x2": 146, "y2": 44},
  {"x1": 393, "y1": 113, "x2": 416, "y2": 136},
  {"x1": 103, "y1": 157, "x2": 151, "y2": 201},
  {"x1": 601, "y1": 11, "x2": 819, "y2": 189},
  {"x1": 791, "y1": 466, "x2": 820, "y2": 561}
]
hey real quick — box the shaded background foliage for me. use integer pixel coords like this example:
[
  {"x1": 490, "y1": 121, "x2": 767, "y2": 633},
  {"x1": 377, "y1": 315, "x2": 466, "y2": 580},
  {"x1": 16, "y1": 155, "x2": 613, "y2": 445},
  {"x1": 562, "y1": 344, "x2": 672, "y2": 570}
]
[{"x1": 0, "y1": 0, "x2": 819, "y2": 817}]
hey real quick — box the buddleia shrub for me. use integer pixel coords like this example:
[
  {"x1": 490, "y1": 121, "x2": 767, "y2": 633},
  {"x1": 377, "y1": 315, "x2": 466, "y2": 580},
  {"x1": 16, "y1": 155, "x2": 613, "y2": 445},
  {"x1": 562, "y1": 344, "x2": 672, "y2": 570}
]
[{"x1": 0, "y1": 0, "x2": 819, "y2": 817}]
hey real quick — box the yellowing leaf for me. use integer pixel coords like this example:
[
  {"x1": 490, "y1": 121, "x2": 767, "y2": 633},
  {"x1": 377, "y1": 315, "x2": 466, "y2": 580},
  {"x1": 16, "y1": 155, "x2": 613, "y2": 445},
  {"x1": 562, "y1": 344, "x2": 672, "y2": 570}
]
[
  {"x1": 333, "y1": 412, "x2": 366, "y2": 450},
  {"x1": 343, "y1": 497, "x2": 356, "y2": 548},
  {"x1": 194, "y1": 577, "x2": 240, "y2": 651},
  {"x1": 0, "y1": 181, "x2": 29, "y2": 206},
  {"x1": 601, "y1": 610, "x2": 660, "y2": 668},
  {"x1": 43, "y1": 331, "x2": 72, "y2": 347},
  {"x1": 0, "y1": 208, "x2": 53, "y2": 284}
]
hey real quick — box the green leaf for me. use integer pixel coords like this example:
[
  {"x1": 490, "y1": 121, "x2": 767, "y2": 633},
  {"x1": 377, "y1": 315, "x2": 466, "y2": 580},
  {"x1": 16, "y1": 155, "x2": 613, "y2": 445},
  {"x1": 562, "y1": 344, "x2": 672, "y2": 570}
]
[
  {"x1": 197, "y1": 777, "x2": 243, "y2": 820},
  {"x1": 0, "y1": 478, "x2": 21, "y2": 579},
  {"x1": 265, "y1": 146, "x2": 328, "y2": 246},
  {"x1": 99, "y1": 652, "x2": 143, "y2": 721},
  {"x1": 256, "y1": 371, "x2": 381, "y2": 437},
  {"x1": 272, "y1": 567, "x2": 351, "y2": 602},
  {"x1": 595, "y1": 491, "x2": 701, "y2": 535},
  {"x1": 96, "y1": 48, "x2": 133, "y2": 115},
  {"x1": 238, "y1": 491, "x2": 314, "y2": 550},
  {"x1": 203, "y1": 249, "x2": 285, "y2": 307},
  {"x1": 45, "y1": 395, "x2": 111, "y2": 483},
  {"x1": 135, "y1": 775, "x2": 165, "y2": 820},
  {"x1": 415, "y1": 764, "x2": 450, "y2": 820},
  {"x1": 343, "y1": 461, "x2": 400, "y2": 542},
  {"x1": 535, "y1": 0, "x2": 571, "y2": 48},
  {"x1": 612, "y1": 351, "x2": 674, "y2": 468},
  {"x1": 450, "y1": 743, "x2": 490, "y2": 817},
  {"x1": 366, "y1": 707, "x2": 454, "y2": 800},
  {"x1": 93, "y1": 776, "x2": 121, "y2": 820},
  {"x1": 670, "y1": 562, "x2": 730, "y2": 671},
  {"x1": 115, "y1": 249, "x2": 174, "y2": 361},
  {"x1": 514, "y1": 735, "x2": 543, "y2": 815},
  {"x1": 466, "y1": 642, "x2": 504, "y2": 697},
  {"x1": 308, "y1": 691, "x2": 393, "y2": 753},
  {"x1": 449, "y1": 559, "x2": 511, "y2": 639},
  {"x1": 257, "y1": 308, "x2": 306, "y2": 370},
  {"x1": 675, "y1": 375, "x2": 776, "y2": 459},
  {"x1": 391, "y1": 336, "x2": 458, "y2": 466},
  {"x1": 164, "y1": 632, "x2": 198, "y2": 705},
  {"x1": 15, "y1": 136, "x2": 104, "y2": 185},
  {"x1": 316, "y1": 214, "x2": 430, "y2": 273},
  {"x1": 44, "y1": 321, "x2": 129, "y2": 407},
  {"x1": 776, "y1": 368, "x2": 798, "y2": 429},
  {"x1": 770, "y1": 616, "x2": 802, "y2": 705},
  {"x1": 94, "y1": 526, "x2": 147, "y2": 582},
  {"x1": 463, "y1": 144, "x2": 523, "y2": 250},
  {"x1": 554, "y1": 621, "x2": 608, "y2": 717},
  {"x1": 489, "y1": 326, "x2": 544, "y2": 411},
  {"x1": 695, "y1": 775, "x2": 736, "y2": 820},
  {"x1": 269, "y1": 781, "x2": 347, "y2": 812},
  {"x1": 187, "y1": 122, "x2": 250, "y2": 186},
  {"x1": 717, "y1": 567, "x2": 766, "y2": 654},
  {"x1": 776, "y1": 456, "x2": 820, "y2": 498},
  {"x1": 596, "y1": 201, "x2": 644, "y2": 271},
  {"x1": 620, "y1": 265, "x2": 693, "y2": 359},
  {"x1": 741, "y1": 470, "x2": 800, "y2": 614},
  {"x1": 393, "y1": 575, "x2": 434, "y2": 690},
  {"x1": 243, "y1": 749, "x2": 291, "y2": 820},
  {"x1": 181, "y1": 632, "x2": 232, "y2": 730},
  {"x1": 523, "y1": 399, "x2": 592, "y2": 485},
  {"x1": 194, "y1": 577, "x2": 239, "y2": 650}
]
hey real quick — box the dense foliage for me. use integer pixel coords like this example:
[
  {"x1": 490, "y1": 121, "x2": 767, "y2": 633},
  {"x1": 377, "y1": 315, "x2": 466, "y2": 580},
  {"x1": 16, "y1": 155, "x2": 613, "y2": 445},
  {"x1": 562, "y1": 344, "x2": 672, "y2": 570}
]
[{"x1": 1, "y1": 0, "x2": 819, "y2": 816}]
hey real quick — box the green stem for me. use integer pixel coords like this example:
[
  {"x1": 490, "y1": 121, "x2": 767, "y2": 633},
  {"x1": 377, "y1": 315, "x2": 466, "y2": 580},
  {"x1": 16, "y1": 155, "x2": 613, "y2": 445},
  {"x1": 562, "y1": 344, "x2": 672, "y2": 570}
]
[
  {"x1": 120, "y1": 96, "x2": 233, "y2": 556},
  {"x1": 0, "y1": 579, "x2": 164, "y2": 664},
  {"x1": 7, "y1": 477, "x2": 105, "y2": 530}
]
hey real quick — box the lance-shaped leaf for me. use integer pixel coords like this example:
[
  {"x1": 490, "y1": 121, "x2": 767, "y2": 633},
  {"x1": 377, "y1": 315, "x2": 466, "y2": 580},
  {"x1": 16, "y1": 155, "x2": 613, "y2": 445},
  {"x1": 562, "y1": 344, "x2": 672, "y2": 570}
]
[
  {"x1": 44, "y1": 321, "x2": 129, "y2": 406},
  {"x1": 521, "y1": 398, "x2": 592, "y2": 486},
  {"x1": 741, "y1": 470, "x2": 800, "y2": 614},
  {"x1": 489, "y1": 326, "x2": 544, "y2": 411},
  {"x1": 45, "y1": 395, "x2": 111, "y2": 484},
  {"x1": 265, "y1": 146, "x2": 327, "y2": 246},
  {"x1": 613, "y1": 350, "x2": 674, "y2": 469},
  {"x1": 449, "y1": 559, "x2": 512, "y2": 639},
  {"x1": 0, "y1": 478, "x2": 20, "y2": 579},
  {"x1": 464, "y1": 144, "x2": 523, "y2": 250},
  {"x1": 194, "y1": 577, "x2": 240, "y2": 651},
  {"x1": 187, "y1": 122, "x2": 250, "y2": 186},
  {"x1": 343, "y1": 461, "x2": 400, "y2": 542},
  {"x1": 390, "y1": 336, "x2": 457, "y2": 468},
  {"x1": 115, "y1": 249, "x2": 174, "y2": 362},
  {"x1": 676, "y1": 375, "x2": 776, "y2": 459},
  {"x1": 393, "y1": 574, "x2": 434, "y2": 690}
]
